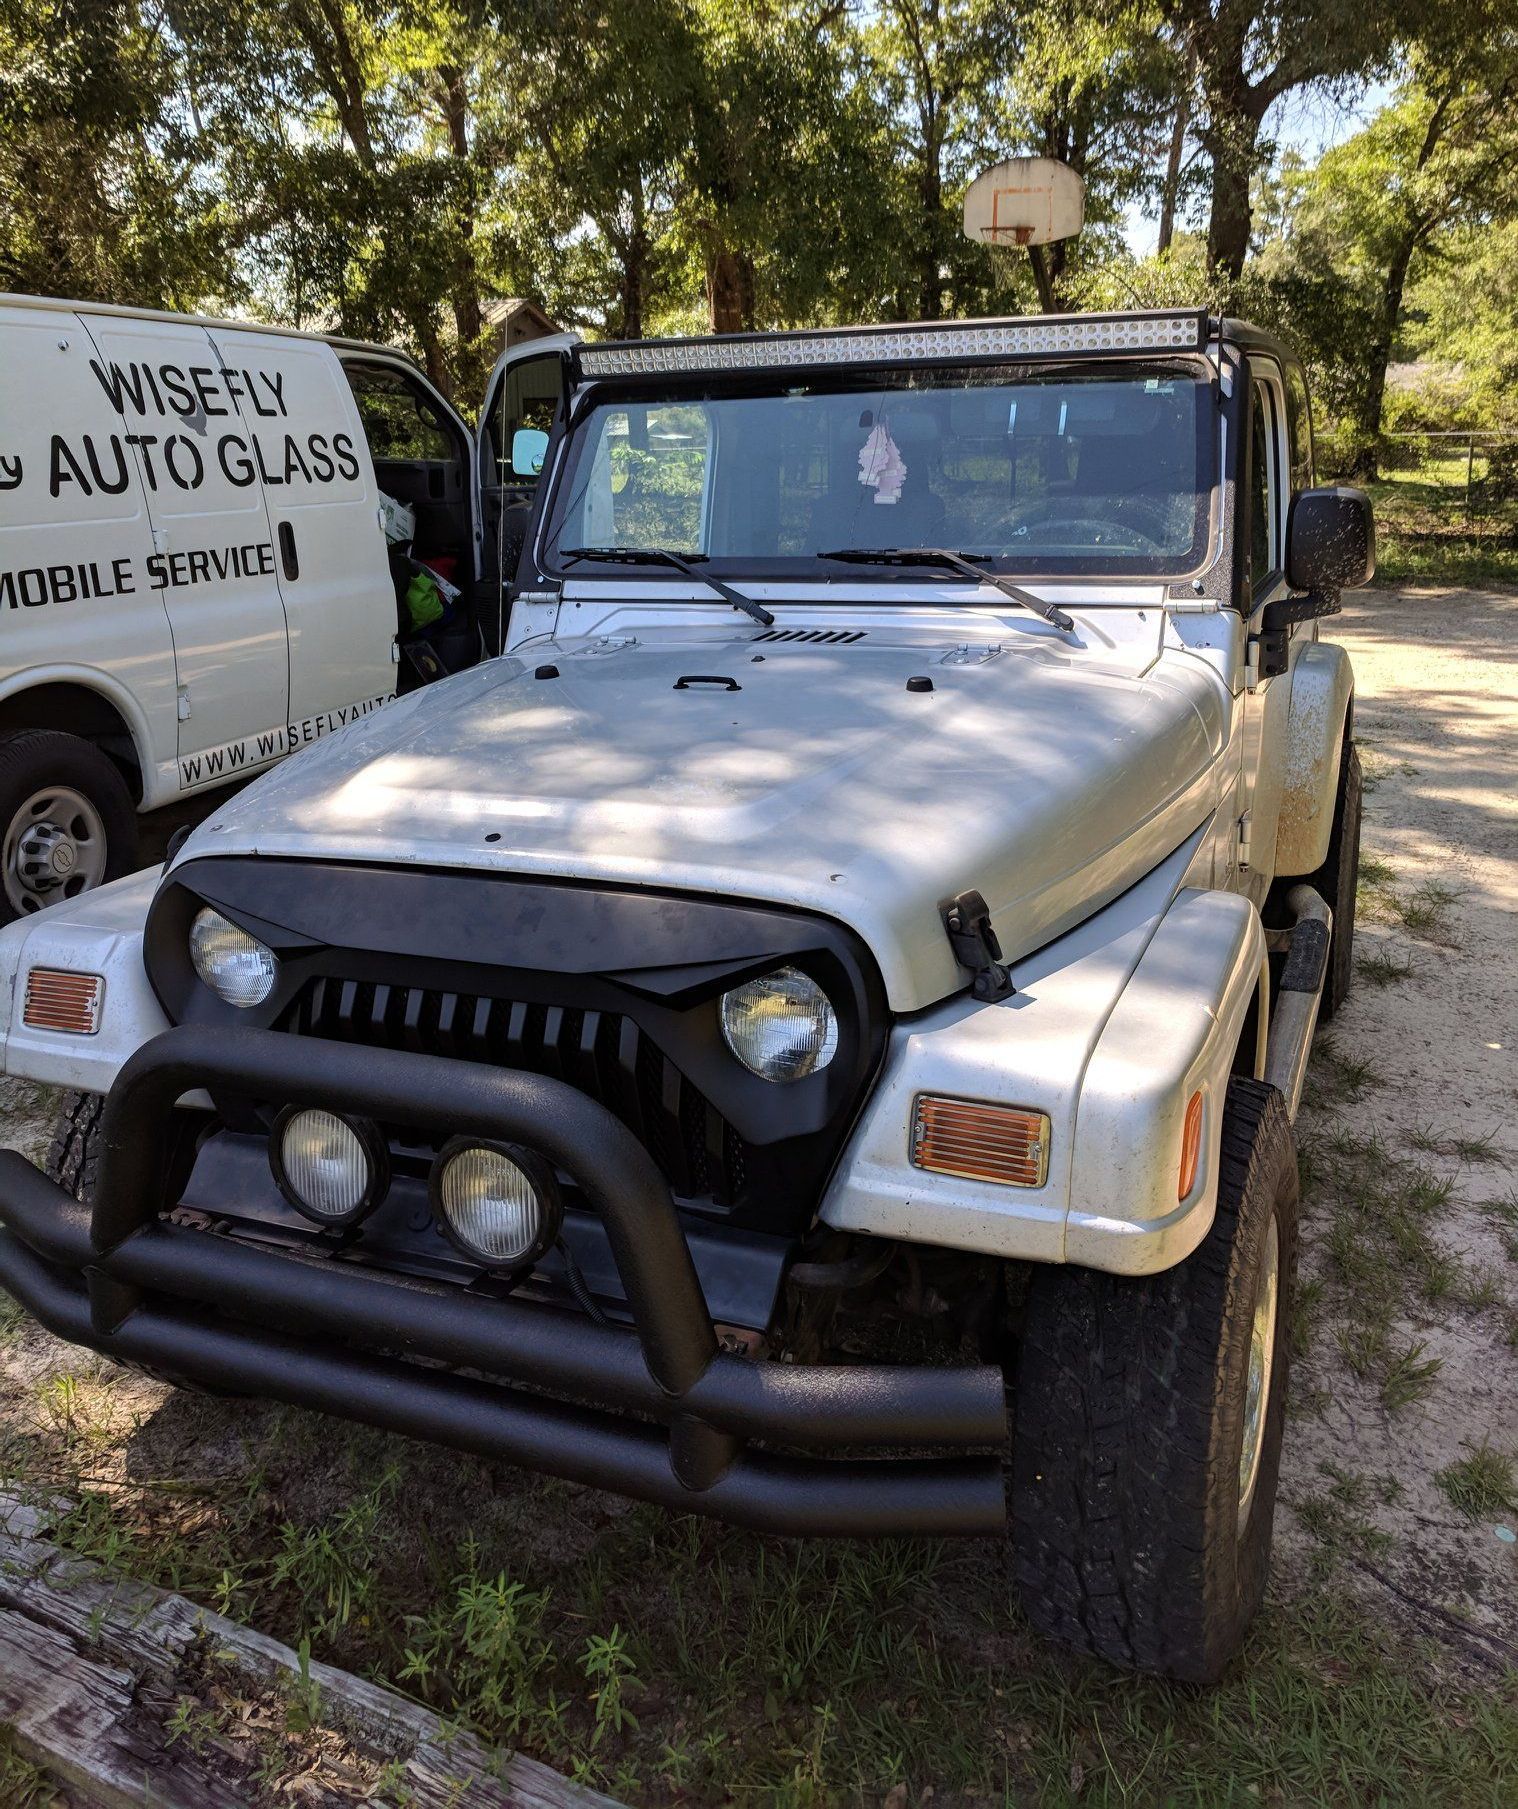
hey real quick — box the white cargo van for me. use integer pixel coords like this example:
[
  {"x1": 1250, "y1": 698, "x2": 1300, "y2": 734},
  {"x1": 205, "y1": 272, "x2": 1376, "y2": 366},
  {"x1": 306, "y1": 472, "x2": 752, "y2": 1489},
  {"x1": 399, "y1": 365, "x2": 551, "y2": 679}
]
[{"x1": 0, "y1": 294, "x2": 574, "y2": 922}]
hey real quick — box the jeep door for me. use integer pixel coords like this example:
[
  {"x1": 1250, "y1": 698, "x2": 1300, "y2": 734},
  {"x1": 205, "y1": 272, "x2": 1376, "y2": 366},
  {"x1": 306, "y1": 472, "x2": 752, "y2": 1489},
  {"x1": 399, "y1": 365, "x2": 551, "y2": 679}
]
[
  {"x1": 1238, "y1": 361, "x2": 1297, "y2": 895},
  {"x1": 477, "y1": 338, "x2": 577, "y2": 649}
]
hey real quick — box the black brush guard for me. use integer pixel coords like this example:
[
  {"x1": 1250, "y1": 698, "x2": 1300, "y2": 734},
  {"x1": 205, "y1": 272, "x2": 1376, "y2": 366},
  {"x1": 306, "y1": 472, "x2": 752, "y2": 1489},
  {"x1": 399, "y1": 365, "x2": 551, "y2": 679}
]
[{"x1": 0, "y1": 1026, "x2": 1007, "y2": 1537}]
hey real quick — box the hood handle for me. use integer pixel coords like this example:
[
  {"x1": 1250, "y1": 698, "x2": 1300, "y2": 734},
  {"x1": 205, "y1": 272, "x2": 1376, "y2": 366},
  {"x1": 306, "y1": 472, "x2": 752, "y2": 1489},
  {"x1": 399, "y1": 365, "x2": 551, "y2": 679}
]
[
  {"x1": 943, "y1": 889, "x2": 1015, "y2": 1002},
  {"x1": 673, "y1": 674, "x2": 741, "y2": 692}
]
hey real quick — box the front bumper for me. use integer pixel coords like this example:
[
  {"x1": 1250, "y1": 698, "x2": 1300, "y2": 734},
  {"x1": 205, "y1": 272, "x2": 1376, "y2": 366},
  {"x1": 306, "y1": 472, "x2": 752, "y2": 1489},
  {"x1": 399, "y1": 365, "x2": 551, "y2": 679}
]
[{"x1": 0, "y1": 1026, "x2": 1007, "y2": 1537}]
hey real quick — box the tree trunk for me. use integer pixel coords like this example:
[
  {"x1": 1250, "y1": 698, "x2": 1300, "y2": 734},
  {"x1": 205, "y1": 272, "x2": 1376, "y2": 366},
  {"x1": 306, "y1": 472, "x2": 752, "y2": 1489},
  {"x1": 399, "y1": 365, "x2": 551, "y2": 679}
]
[
  {"x1": 1157, "y1": 47, "x2": 1196, "y2": 255},
  {"x1": 304, "y1": 0, "x2": 375, "y2": 167},
  {"x1": 438, "y1": 63, "x2": 483, "y2": 367},
  {"x1": 618, "y1": 234, "x2": 649, "y2": 340},
  {"x1": 1352, "y1": 234, "x2": 1418, "y2": 481},
  {"x1": 706, "y1": 246, "x2": 756, "y2": 334},
  {"x1": 916, "y1": 112, "x2": 945, "y2": 320},
  {"x1": 415, "y1": 316, "x2": 451, "y2": 396},
  {"x1": 1200, "y1": 109, "x2": 1260, "y2": 283}
]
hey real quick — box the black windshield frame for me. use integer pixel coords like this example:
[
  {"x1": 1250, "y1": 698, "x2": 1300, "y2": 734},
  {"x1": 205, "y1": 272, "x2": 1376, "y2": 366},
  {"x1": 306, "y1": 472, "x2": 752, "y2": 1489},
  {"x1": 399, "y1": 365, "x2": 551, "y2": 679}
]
[{"x1": 535, "y1": 355, "x2": 1218, "y2": 585}]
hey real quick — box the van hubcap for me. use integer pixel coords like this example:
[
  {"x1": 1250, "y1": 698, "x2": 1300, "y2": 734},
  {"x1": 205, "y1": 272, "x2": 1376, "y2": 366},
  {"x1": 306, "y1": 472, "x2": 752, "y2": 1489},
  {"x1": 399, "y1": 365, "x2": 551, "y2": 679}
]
[
  {"x1": 1239, "y1": 1214, "x2": 1280, "y2": 1528},
  {"x1": 4, "y1": 787, "x2": 108, "y2": 915}
]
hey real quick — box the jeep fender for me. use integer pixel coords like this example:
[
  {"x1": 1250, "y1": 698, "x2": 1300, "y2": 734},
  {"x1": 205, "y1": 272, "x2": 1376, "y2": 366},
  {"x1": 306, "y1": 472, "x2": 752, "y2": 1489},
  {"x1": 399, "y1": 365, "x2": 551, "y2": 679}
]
[
  {"x1": 819, "y1": 832, "x2": 1266, "y2": 1276},
  {"x1": 0, "y1": 868, "x2": 171, "y2": 1093},
  {"x1": 1274, "y1": 640, "x2": 1353, "y2": 877}
]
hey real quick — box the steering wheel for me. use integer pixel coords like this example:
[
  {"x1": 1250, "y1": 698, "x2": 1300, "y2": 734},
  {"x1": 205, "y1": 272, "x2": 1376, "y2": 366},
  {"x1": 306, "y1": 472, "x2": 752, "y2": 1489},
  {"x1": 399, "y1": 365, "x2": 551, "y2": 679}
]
[{"x1": 1000, "y1": 497, "x2": 1173, "y2": 553}]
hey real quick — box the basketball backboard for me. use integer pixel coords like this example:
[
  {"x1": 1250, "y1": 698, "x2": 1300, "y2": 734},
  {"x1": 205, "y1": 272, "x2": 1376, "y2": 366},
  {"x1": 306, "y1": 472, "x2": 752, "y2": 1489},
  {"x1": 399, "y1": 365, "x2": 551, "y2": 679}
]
[{"x1": 963, "y1": 158, "x2": 1085, "y2": 247}]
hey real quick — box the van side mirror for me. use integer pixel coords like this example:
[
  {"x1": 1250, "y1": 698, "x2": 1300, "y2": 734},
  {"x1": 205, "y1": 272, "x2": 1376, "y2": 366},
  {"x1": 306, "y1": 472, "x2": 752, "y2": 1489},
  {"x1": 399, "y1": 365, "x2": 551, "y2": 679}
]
[
  {"x1": 1286, "y1": 486, "x2": 1375, "y2": 595},
  {"x1": 510, "y1": 427, "x2": 549, "y2": 479}
]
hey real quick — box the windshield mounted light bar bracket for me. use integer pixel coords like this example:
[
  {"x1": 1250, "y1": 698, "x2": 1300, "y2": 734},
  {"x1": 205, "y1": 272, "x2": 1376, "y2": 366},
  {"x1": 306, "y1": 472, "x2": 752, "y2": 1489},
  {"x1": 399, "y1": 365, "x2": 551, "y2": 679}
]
[
  {"x1": 575, "y1": 311, "x2": 1208, "y2": 380},
  {"x1": 942, "y1": 890, "x2": 1015, "y2": 1003}
]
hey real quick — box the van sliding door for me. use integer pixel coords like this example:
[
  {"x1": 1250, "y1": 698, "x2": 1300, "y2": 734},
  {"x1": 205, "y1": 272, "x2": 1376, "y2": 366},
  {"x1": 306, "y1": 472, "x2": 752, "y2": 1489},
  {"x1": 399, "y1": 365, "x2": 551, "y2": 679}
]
[
  {"x1": 206, "y1": 328, "x2": 396, "y2": 733},
  {"x1": 80, "y1": 314, "x2": 291, "y2": 792}
]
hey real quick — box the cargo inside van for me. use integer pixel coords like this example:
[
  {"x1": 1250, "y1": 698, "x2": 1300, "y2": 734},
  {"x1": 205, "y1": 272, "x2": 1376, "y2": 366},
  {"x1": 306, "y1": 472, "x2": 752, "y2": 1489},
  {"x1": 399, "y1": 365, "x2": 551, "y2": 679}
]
[{"x1": 343, "y1": 359, "x2": 478, "y2": 670}]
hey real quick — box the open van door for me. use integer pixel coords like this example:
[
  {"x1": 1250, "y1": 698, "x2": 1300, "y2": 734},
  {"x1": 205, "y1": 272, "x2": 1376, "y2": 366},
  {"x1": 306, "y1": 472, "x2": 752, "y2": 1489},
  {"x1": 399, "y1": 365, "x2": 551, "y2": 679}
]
[
  {"x1": 477, "y1": 334, "x2": 579, "y2": 653},
  {"x1": 334, "y1": 351, "x2": 482, "y2": 685}
]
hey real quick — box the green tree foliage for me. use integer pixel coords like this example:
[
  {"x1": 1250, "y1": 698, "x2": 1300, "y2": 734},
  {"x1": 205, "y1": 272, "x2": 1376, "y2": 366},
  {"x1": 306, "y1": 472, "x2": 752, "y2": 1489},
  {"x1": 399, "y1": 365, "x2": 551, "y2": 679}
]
[
  {"x1": 1252, "y1": 29, "x2": 1518, "y2": 470},
  {"x1": 1, "y1": 0, "x2": 1514, "y2": 459},
  {"x1": 0, "y1": 0, "x2": 229, "y2": 303}
]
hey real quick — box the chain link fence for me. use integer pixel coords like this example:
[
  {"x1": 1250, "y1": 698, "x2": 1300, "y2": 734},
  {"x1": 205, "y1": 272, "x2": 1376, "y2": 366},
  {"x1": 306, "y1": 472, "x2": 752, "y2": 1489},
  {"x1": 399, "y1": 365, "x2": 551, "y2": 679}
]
[{"x1": 1379, "y1": 431, "x2": 1518, "y2": 524}]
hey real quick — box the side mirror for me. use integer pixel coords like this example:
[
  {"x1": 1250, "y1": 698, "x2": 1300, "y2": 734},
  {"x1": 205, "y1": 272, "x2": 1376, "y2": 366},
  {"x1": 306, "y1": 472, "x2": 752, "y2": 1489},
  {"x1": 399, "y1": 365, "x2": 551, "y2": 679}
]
[
  {"x1": 1286, "y1": 485, "x2": 1376, "y2": 594},
  {"x1": 510, "y1": 427, "x2": 549, "y2": 479}
]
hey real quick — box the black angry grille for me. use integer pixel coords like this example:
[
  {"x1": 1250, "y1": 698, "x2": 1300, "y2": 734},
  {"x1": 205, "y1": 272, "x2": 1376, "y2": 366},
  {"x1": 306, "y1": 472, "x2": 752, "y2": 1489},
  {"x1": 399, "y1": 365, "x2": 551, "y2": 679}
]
[{"x1": 280, "y1": 975, "x2": 752, "y2": 1208}]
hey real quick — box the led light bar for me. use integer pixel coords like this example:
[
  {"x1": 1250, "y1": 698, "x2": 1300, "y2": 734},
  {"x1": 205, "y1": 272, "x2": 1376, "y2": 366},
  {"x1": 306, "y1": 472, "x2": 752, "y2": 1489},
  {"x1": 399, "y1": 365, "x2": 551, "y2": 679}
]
[
  {"x1": 577, "y1": 311, "x2": 1206, "y2": 378},
  {"x1": 23, "y1": 967, "x2": 104, "y2": 1035}
]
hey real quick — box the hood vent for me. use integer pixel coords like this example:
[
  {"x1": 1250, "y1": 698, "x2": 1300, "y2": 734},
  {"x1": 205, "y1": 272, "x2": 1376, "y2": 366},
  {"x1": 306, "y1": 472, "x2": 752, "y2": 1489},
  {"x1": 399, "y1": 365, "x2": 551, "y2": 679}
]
[{"x1": 754, "y1": 628, "x2": 866, "y2": 644}]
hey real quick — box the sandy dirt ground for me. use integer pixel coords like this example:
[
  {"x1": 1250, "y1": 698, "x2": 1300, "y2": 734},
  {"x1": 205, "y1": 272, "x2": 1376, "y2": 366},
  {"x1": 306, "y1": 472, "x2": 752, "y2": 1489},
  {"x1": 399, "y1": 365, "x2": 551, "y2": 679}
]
[
  {"x1": 0, "y1": 583, "x2": 1513, "y2": 1684},
  {"x1": 1279, "y1": 584, "x2": 1518, "y2": 1672}
]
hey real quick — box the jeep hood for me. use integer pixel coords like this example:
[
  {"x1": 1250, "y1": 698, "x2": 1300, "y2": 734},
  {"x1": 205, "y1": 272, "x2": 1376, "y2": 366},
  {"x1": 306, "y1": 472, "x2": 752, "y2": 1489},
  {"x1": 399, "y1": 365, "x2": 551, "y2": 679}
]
[{"x1": 182, "y1": 622, "x2": 1224, "y2": 1011}]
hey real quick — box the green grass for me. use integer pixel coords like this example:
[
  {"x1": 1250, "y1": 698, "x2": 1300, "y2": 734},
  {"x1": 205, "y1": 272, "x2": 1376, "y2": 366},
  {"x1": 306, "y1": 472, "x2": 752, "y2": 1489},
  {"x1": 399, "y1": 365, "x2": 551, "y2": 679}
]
[
  {"x1": 1304, "y1": 1037, "x2": 1382, "y2": 1108},
  {"x1": 1357, "y1": 947, "x2": 1416, "y2": 989},
  {"x1": 1365, "y1": 474, "x2": 1518, "y2": 587},
  {"x1": 1404, "y1": 1128, "x2": 1508, "y2": 1166},
  {"x1": 1395, "y1": 881, "x2": 1461, "y2": 942},
  {"x1": 3, "y1": 1388, "x2": 1515, "y2": 1806},
  {"x1": 1299, "y1": 1130, "x2": 1482, "y2": 1402},
  {"x1": 1436, "y1": 1445, "x2": 1517, "y2": 1523},
  {"x1": 1374, "y1": 537, "x2": 1518, "y2": 588},
  {"x1": 1380, "y1": 1339, "x2": 1443, "y2": 1413},
  {"x1": 0, "y1": 1731, "x2": 62, "y2": 1808}
]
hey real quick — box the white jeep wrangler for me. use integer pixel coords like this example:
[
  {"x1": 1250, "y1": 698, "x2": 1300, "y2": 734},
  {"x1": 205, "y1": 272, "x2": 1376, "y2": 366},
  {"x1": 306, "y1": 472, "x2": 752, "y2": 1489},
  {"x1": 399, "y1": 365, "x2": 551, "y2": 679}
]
[{"x1": 0, "y1": 309, "x2": 1372, "y2": 1683}]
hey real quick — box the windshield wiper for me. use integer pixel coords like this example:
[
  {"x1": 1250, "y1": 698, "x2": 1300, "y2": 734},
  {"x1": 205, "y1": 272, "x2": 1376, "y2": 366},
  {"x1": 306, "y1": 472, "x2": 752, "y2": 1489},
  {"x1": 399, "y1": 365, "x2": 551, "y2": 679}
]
[
  {"x1": 820, "y1": 547, "x2": 1075, "y2": 633},
  {"x1": 562, "y1": 545, "x2": 774, "y2": 627}
]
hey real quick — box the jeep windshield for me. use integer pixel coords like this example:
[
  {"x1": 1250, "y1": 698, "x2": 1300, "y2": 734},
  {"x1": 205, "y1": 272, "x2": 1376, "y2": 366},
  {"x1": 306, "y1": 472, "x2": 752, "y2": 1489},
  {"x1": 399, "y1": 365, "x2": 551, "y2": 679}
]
[{"x1": 541, "y1": 361, "x2": 1212, "y2": 582}]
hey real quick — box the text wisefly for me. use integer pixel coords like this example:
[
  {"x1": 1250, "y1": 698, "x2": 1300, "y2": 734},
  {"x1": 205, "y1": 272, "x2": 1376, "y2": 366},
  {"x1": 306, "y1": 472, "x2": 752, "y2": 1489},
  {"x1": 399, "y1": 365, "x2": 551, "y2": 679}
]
[{"x1": 0, "y1": 357, "x2": 363, "y2": 502}]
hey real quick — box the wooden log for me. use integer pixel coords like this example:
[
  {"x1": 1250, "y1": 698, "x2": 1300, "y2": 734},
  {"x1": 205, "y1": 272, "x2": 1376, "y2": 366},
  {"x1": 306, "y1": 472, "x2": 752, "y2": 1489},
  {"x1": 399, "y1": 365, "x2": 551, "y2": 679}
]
[{"x1": 0, "y1": 1493, "x2": 621, "y2": 1808}]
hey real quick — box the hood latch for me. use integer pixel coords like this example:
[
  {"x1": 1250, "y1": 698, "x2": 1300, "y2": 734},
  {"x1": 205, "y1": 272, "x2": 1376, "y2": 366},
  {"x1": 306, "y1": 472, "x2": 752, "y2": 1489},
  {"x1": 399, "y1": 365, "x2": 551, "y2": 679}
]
[{"x1": 942, "y1": 890, "x2": 1015, "y2": 1002}]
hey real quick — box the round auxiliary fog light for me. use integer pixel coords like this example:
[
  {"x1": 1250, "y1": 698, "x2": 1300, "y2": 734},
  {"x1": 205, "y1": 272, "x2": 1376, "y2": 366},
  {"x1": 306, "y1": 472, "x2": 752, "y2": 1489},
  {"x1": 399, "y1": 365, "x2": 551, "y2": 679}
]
[
  {"x1": 429, "y1": 1139, "x2": 562, "y2": 1272},
  {"x1": 271, "y1": 1107, "x2": 389, "y2": 1228}
]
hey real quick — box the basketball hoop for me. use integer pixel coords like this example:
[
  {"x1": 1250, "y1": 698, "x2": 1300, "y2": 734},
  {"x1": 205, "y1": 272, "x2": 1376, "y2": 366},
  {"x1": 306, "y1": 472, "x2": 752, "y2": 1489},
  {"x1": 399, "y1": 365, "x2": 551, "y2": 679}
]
[{"x1": 964, "y1": 158, "x2": 1085, "y2": 311}]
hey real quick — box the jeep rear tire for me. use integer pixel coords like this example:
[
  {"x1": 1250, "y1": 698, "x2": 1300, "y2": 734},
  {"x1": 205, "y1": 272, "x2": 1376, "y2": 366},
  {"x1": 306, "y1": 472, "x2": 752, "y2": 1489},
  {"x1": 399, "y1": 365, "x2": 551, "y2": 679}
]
[
  {"x1": 0, "y1": 731, "x2": 137, "y2": 926},
  {"x1": 1009, "y1": 1076, "x2": 1298, "y2": 1683},
  {"x1": 1308, "y1": 740, "x2": 1361, "y2": 1020}
]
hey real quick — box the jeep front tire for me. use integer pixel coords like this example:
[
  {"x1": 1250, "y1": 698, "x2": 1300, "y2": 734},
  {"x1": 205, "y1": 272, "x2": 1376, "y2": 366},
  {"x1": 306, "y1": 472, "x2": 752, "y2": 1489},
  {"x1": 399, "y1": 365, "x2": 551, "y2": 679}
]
[{"x1": 1009, "y1": 1076, "x2": 1298, "y2": 1682}]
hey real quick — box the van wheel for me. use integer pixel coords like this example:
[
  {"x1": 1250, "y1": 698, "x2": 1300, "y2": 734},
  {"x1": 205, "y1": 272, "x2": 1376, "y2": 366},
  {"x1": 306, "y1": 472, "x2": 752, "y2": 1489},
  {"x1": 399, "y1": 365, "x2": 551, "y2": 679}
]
[
  {"x1": 0, "y1": 731, "x2": 136, "y2": 924},
  {"x1": 1306, "y1": 742, "x2": 1361, "y2": 1020},
  {"x1": 1009, "y1": 1077, "x2": 1298, "y2": 1683}
]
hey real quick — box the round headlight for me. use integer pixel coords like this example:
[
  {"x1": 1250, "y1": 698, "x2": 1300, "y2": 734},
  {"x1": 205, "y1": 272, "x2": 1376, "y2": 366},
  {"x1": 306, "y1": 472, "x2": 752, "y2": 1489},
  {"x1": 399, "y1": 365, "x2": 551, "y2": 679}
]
[
  {"x1": 720, "y1": 966, "x2": 839, "y2": 1082},
  {"x1": 190, "y1": 906, "x2": 276, "y2": 1007},
  {"x1": 271, "y1": 1107, "x2": 387, "y2": 1226},
  {"x1": 430, "y1": 1139, "x2": 562, "y2": 1271}
]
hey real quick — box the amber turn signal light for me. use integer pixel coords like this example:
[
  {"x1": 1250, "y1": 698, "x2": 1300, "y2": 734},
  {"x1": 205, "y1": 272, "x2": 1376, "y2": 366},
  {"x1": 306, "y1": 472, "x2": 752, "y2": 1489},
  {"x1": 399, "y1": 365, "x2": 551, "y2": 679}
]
[
  {"x1": 1178, "y1": 1089, "x2": 1204, "y2": 1199},
  {"x1": 22, "y1": 968, "x2": 104, "y2": 1036},
  {"x1": 911, "y1": 1095, "x2": 1050, "y2": 1188}
]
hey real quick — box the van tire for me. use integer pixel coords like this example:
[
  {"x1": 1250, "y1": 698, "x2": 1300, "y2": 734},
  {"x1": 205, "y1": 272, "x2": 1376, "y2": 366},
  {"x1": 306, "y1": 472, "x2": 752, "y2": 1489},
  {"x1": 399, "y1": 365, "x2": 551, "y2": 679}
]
[
  {"x1": 45, "y1": 1090, "x2": 239, "y2": 1398},
  {"x1": 1306, "y1": 742, "x2": 1361, "y2": 1020},
  {"x1": 0, "y1": 731, "x2": 137, "y2": 925},
  {"x1": 1009, "y1": 1076, "x2": 1298, "y2": 1683}
]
